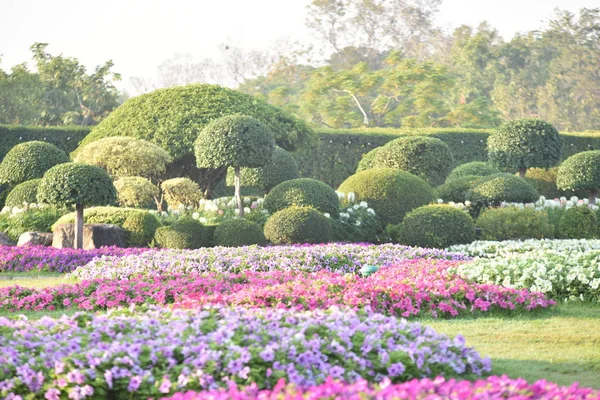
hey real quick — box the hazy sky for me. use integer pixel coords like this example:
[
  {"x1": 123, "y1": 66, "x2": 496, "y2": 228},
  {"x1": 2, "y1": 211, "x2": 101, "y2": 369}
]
[{"x1": 0, "y1": 0, "x2": 598, "y2": 86}]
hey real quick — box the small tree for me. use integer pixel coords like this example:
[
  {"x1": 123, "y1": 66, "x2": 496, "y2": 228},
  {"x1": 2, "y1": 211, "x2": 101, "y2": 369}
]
[
  {"x1": 195, "y1": 115, "x2": 275, "y2": 217},
  {"x1": 37, "y1": 163, "x2": 116, "y2": 249},
  {"x1": 488, "y1": 119, "x2": 562, "y2": 177},
  {"x1": 557, "y1": 151, "x2": 600, "y2": 203},
  {"x1": 0, "y1": 141, "x2": 69, "y2": 185}
]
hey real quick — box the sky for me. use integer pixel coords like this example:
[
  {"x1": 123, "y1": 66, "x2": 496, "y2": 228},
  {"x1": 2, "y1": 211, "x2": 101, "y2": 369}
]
[{"x1": 0, "y1": 0, "x2": 598, "y2": 88}]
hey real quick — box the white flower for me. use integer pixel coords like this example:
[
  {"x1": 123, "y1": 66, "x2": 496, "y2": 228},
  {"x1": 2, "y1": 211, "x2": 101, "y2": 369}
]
[
  {"x1": 323, "y1": 213, "x2": 331, "y2": 218},
  {"x1": 353, "y1": 204, "x2": 360, "y2": 210},
  {"x1": 464, "y1": 201, "x2": 472, "y2": 207},
  {"x1": 244, "y1": 207, "x2": 251, "y2": 214},
  {"x1": 340, "y1": 212, "x2": 350, "y2": 219},
  {"x1": 192, "y1": 212, "x2": 200, "y2": 220},
  {"x1": 367, "y1": 208, "x2": 375, "y2": 215},
  {"x1": 359, "y1": 201, "x2": 368, "y2": 208},
  {"x1": 346, "y1": 208, "x2": 354, "y2": 213},
  {"x1": 335, "y1": 191, "x2": 346, "y2": 200},
  {"x1": 199, "y1": 217, "x2": 208, "y2": 224},
  {"x1": 244, "y1": 197, "x2": 251, "y2": 204},
  {"x1": 234, "y1": 208, "x2": 240, "y2": 215},
  {"x1": 437, "y1": 199, "x2": 444, "y2": 204},
  {"x1": 161, "y1": 211, "x2": 168, "y2": 217},
  {"x1": 355, "y1": 221, "x2": 361, "y2": 226},
  {"x1": 347, "y1": 192, "x2": 356, "y2": 202}
]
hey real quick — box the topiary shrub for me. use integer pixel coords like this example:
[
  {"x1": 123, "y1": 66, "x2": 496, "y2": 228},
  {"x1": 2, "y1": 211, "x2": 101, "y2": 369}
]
[
  {"x1": 263, "y1": 178, "x2": 340, "y2": 217},
  {"x1": 0, "y1": 141, "x2": 69, "y2": 185},
  {"x1": 338, "y1": 169, "x2": 434, "y2": 225},
  {"x1": 264, "y1": 206, "x2": 333, "y2": 244},
  {"x1": 446, "y1": 162, "x2": 499, "y2": 182},
  {"x1": 522, "y1": 167, "x2": 562, "y2": 199},
  {"x1": 398, "y1": 205, "x2": 475, "y2": 248},
  {"x1": 213, "y1": 219, "x2": 266, "y2": 247},
  {"x1": 558, "y1": 206, "x2": 597, "y2": 239},
  {"x1": 487, "y1": 119, "x2": 562, "y2": 177},
  {"x1": 435, "y1": 176, "x2": 481, "y2": 203},
  {"x1": 0, "y1": 207, "x2": 65, "y2": 241},
  {"x1": 476, "y1": 207, "x2": 554, "y2": 241},
  {"x1": 154, "y1": 216, "x2": 211, "y2": 249},
  {"x1": 161, "y1": 178, "x2": 202, "y2": 210},
  {"x1": 5, "y1": 179, "x2": 42, "y2": 208},
  {"x1": 557, "y1": 151, "x2": 600, "y2": 203},
  {"x1": 114, "y1": 177, "x2": 158, "y2": 209},
  {"x1": 356, "y1": 136, "x2": 454, "y2": 186},
  {"x1": 0, "y1": 184, "x2": 10, "y2": 209},
  {"x1": 465, "y1": 173, "x2": 539, "y2": 210}
]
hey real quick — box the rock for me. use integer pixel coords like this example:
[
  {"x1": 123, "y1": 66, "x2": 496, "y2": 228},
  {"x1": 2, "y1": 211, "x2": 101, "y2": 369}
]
[
  {"x1": 0, "y1": 232, "x2": 15, "y2": 246},
  {"x1": 17, "y1": 232, "x2": 53, "y2": 247},
  {"x1": 52, "y1": 224, "x2": 126, "y2": 249}
]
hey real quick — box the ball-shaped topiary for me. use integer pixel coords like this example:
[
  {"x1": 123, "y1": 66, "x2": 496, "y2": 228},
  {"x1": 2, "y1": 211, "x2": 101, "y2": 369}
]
[
  {"x1": 558, "y1": 206, "x2": 597, "y2": 239},
  {"x1": 161, "y1": 178, "x2": 202, "y2": 210},
  {"x1": 465, "y1": 173, "x2": 539, "y2": 208},
  {"x1": 338, "y1": 169, "x2": 434, "y2": 225},
  {"x1": 226, "y1": 146, "x2": 300, "y2": 193},
  {"x1": 154, "y1": 217, "x2": 211, "y2": 249},
  {"x1": 435, "y1": 175, "x2": 481, "y2": 203},
  {"x1": 263, "y1": 178, "x2": 340, "y2": 217},
  {"x1": 264, "y1": 206, "x2": 333, "y2": 244},
  {"x1": 356, "y1": 136, "x2": 454, "y2": 186},
  {"x1": 0, "y1": 141, "x2": 69, "y2": 185},
  {"x1": 214, "y1": 219, "x2": 266, "y2": 247},
  {"x1": 114, "y1": 177, "x2": 158, "y2": 209},
  {"x1": 557, "y1": 151, "x2": 600, "y2": 203},
  {"x1": 487, "y1": 119, "x2": 562, "y2": 176},
  {"x1": 522, "y1": 167, "x2": 561, "y2": 199},
  {"x1": 446, "y1": 162, "x2": 499, "y2": 182},
  {"x1": 398, "y1": 205, "x2": 475, "y2": 248},
  {"x1": 5, "y1": 179, "x2": 42, "y2": 208}
]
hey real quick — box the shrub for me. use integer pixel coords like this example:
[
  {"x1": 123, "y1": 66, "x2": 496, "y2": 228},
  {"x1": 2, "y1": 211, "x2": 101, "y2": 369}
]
[
  {"x1": 114, "y1": 177, "x2": 158, "y2": 209},
  {"x1": 213, "y1": 219, "x2": 266, "y2": 247},
  {"x1": 154, "y1": 217, "x2": 211, "y2": 249},
  {"x1": 557, "y1": 151, "x2": 600, "y2": 203},
  {"x1": 558, "y1": 207, "x2": 597, "y2": 239},
  {"x1": 5, "y1": 179, "x2": 41, "y2": 208},
  {"x1": 0, "y1": 207, "x2": 65, "y2": 241},
  {"x1": 330, "y1": 204, "x2": 382, "y2": 243},
  {"x1": 435, "y1": 176, "x2": 480, "y2": 203},
  {"x1": 338, "y1": 169, "x2": 434, "y2": 225},
  {"x1": 264, "y1": 206, "x2": 333, "y2": 244},
  {"x1": 465, "y1": 173, "x2": 539, "y2": 209},
  {"x1": 476, "y1": 207, "x2": 554, "y2": 241},
  {"x1": 0, "y1": 141, "x2": 69, "y2": 185},
  {"x1": 0, "y1": 184, "x2": 10, "y2": 208},
  {"x1": 356, "y1": 136, "x2": 454, "y2": 186},
  {"x1": 161, "y1": 178, "x2": 202, "y2": 210},
  {"x1": 263, "y1": 178, "x2": 340, "y2": 217},
  {"x1": 522, "y1": 167, "x2": 562, "y2": 199},
  {"x1": 446, "y1": 162, "x2": 499, "y2": 182},
  {"x1": 398, "y1": 205, "x2": 475, "y2": 248},
  {"x1": 487, "y1": 119, "x2": 562, "y2": 176}
]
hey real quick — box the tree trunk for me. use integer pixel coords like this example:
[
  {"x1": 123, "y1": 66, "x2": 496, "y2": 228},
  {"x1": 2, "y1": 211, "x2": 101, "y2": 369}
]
[
  {"x1": 235, "y1": 166, "x2": 244, "y2": 217},
  {"x1": 519, "y1": 168, "x2": 526, "y2": 178},
  {"x1": 590, "y1": 190, "x2": 598, "y2": 205},
  {"x1": 75, "y1": 203, "x2": 84, "y2": 249}
]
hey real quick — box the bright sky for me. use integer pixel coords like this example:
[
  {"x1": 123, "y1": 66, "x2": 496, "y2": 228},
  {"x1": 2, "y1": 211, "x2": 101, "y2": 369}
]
[{"x1": 0, "y1": 0, "x2": 598, "y2": 86}]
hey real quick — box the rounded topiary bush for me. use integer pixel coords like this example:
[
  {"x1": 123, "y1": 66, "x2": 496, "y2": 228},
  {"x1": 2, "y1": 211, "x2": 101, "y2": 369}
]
[
  {"x1": 264, "y1": 206, "x2": 333, "y2": 244},
  {"x1": 114, "y1": 177, "x2": 158, "y2": 209},
  {"x1": 338, "y1": 169, "x2": 434, "y2": 225},
  {"x1": 356, "y1": 136, "x2": 454, "y2": 186},
  {"x1": 263, "y1": 178, "x2": 340, "y2": 217},
  {"x1": 477, "y1": 207, "x2": 554, "y2": 241},
  {"x1": 214, "y1": 218, "x2": 266, "y2": 247},
  {"x1": 558, "y1": 206, "x2": 597, "y2": 239},
  {"x1": 557, "y1": 151, "x2": 600, "y2": 202},
  {"x1": 5, "y1": 179, "x2": 42, "y2": 208},
  {"x1": 0, "y1": 141, "x2": 69, "y2": 185},
  {"x1": 446, "y1": 162, "x2": 499, "y2": 182},
  {"x1": 435, "y1": 175, "x2": 480, "y2": 203},
  {"x1": 465, "y1": 173, "x2": 539, "y2": 208},
  {"x1": 161, "y1": 178, "x2": 202, "y2": 209},
  {"x1": 398, "y1": 205, "x2": 475, "y2": 248},
  {"x1": 522, "y1": 167, "x2": 562, "y2": 199},
  {"x1": 154, "y1": 217, "x2": 211, "y2": 249}
]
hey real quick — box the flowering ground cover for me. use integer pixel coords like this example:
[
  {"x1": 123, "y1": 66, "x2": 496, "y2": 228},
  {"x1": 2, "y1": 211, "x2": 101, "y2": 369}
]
[{"x1": 0, "y1": 306, "x2": 491, "y2": 399}]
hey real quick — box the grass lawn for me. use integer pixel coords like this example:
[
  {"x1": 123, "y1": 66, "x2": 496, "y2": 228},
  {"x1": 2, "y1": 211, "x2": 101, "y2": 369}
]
[{"x1": 0, "y1": 272, "x2": 73, "y2": 289}]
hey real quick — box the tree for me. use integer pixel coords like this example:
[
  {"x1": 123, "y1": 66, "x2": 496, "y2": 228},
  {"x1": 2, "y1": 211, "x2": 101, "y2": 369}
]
[
  {"x1": 195, "y1": 115, "x2": 275, "y2": 216},
  {"x1": 37, "y1": 163, "x2": 116, "y2": 249},
  {"x1": 557, "y1": 151, "x2": 600, "y2": 203},
  {"x1": 0, "y1": 141, "x2": 69, "y2": 186}
]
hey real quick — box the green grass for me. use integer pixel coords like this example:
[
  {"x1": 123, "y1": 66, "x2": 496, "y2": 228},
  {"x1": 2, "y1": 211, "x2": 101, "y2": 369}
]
[{"x1": 0, "y1": 272, "x2": 72, "y2": 289}]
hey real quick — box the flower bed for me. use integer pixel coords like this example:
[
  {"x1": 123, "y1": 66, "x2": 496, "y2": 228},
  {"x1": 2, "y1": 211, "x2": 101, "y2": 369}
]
[
  {"x1": 448, "y1": 239, "x2": 600, "y2": 258},
  {"x1": 0, "y1": 260, "x2": 554, "y2": 315},
  {"x1": 69, "y1": 243, "x2": 469, "y2": 280},
  {"x1": 164, "y1": 375, "x2": 600, "y2": 400},
  {"x1": 0, "y1": 307, "x2": 491, "y2": 399}
]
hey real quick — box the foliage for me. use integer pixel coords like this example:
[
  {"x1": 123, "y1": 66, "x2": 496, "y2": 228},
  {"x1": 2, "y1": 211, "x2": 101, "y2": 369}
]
[
  {"x1": 465, "y1": 173, "x2": 539, "y2": 210},
  {"x1": 0, "y1": 205, "x2": 64, "y2": 241},
  {"x1": 435, "y1": 176, "x2": 480, "y2": 203},
  {"x1": 0, "y1": 141, "x2": 69, "y2": 185},
  {"x1": 0, "y1": 125, "x2": 89, "y2": 162},
  {"x1": 338, "y1": 169, "x2": 434, "y2": 225},
  {"x1": 154, "y1": 216, "x2": 211, "y2": 249},
  {"x1": 161, "y1": 178, "x2": 202, "y2": 210},
  {"x1": 263, "y1": 178, "x2": 340, "y2": 217},
  {"x1": 476, "y1": 207, "x2": 554, "y2": 241},
  {"x1": 213, "y1": 219, "x2": 266, "y2": 247},
  {"x1": 523, "y1": 167, "x2": 562, "y2": 198},
  {"x1": 557, "y1": 151, "x2": 600, "y2": 197},
  {"x1": 446, "y1": 162, "x2": 499, "y2": 182},
  {"x1": 330, "y1": 196, "x2": 381, "y2": 243},
  {"x1": 398, "y1": 205, "x2": 475, "y2": 249},
  {"x1": 113, "y1": 177, "x2": 158, "y2": 209},
  {"x1": 558, "y1": 206, "x2": 597, "y2": 239},
  {"x1": 264, "y1": 206, "x2": 333, "y2": 244},
  {"x1": 5, "y1": 179, "x2": 41, "y2": 208}
]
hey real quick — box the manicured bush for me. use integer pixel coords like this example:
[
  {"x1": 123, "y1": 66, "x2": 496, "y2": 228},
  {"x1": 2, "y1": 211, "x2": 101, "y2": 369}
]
[
  {"x1": 263, "y1": 178, "x2": 340, "y2": 217},
  {"x1": 0, "y1": 125, "x2": 89, "y2": 161},
  {"x1": 338, "y1": 169, "x2": 434, "y2": 225},
  {"x1": 398, "y1": 205, "x2": 475, "y2": 248},
  {"x1": 213, "y1": 219, "x2": 266, "y2": 247},
  {"x1": 557, "y1": 151, "x2": 600, "y2": 203},
  {"x1": 0, "y1": 207, "x2": 65, "y2": 241},
  {"x1": 476, "y1": 207, "x2": 554, "y2": 241},
  {"x1": 113, "y1": 177, "x2": 158, "y2": 209},
  {"x1": 0, "y1": 184, "x2": 10, "y2": 208},
  {"x1": 154, "y1": 216, "x2": 211, "y2": 249},
  {"x1": 357, "y1": 136, "x2": 453, "y2": 186},
  {"x1": 161, "y1": 178, "x2": 202, "y2": 210},
  {"x1": 522, "y1": 167, "x2": 562, "y2": 198},
  {"x1": 465, "y1": 173, "x2": 539, "y2": 209},
  {"x1": 264, "y1": 206, "x2": 333, "y2": 244},
  {"x1": 435, "y1": 175, "x2": 480, "y2": 203},
  {"x1": 5, "y1": 179, "x2": 41, "y2": 208},
  {"x1": 558, "y1": 206, "x2": 597, "y2": 239},
  {"x1": 488, "y1": 119, "x2": 562, "y2": 177},
  {"x1": 446, "y1": 162, "x2": 499, "y2": 182},
  {"x1": 0, "y1": 141, "x2": 69, "y2": 185}
]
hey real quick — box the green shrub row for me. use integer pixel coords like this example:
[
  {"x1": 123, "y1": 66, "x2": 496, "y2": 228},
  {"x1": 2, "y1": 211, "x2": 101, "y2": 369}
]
[{"x1": 0, "y1": 125, "x2": 89, "y2": 162}]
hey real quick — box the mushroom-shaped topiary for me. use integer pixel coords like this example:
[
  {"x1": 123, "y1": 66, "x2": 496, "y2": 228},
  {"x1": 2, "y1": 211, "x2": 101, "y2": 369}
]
[
  {"x1": 263, "y1": 178, "x2": 340, "y2": 217},
  {"x1": 446, "y1": 162, "x2": 499, "y2": 182},
  {"x1": 37, "y1": 163, "x2": 117, "y2": 249},
  {"x1": 465, "y1": 173, "x2": 539, "y2": 210},
  {"x1": 487, "y1": 119, "x2": 562, "y2": 177},
  {"x1": 0, "y1": 141, "x2": 69, "y2": 185},
  {"x1": 557, "y1": 151, "x2": 600, "y2": 204},
  {"x1": 5, "y1": 179, "x2": 42, "y2": 208},
  {"x1": 435, "y1": 175, "x2": 481, "y2": 203},
  {"x1": 114, "y1": 177, "x2": 159, "y2": 209},
  {"x1": 195, "y1": 115, "x2": 275, "y2": 217}
]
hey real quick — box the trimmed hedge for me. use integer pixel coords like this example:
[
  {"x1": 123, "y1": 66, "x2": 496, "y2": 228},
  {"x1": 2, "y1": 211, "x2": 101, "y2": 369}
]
[
  {"x1": 446, "y1": 162, "x2": 499, "y2": 182},
  {"x1": 522, "y1": 168, "x2": 562, "y2": 199},
  {"x1": 465, "y1": 173, "x2": 539, "y2": 209},
  {"x1": 214, "y1": 218, "x2": 266, "y2": 247},
  {"x1": 476, "y1": 207, "x2": 554, "y2": 240},
  {"x1": 435, "y1": 176, "x2": 480, "y2": 203},
  {"x1": 5, "y1": 179, "x2": 41, "y2": 208},
  {"x1": 398, "y1": 205, "x2": 475, "y2": 248},
  {"x1": 264, "y1": 206, "x2": 333, "y2": 244},
  {"x1": 154, "y1": 217, "x2": 212, "y2": 249},
  {"x1": 263, "y1": 178, "x2": 340, "y2": 217},
  {"x1": 558, "y1": 207, "x2": 597, "y2": 239}
]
